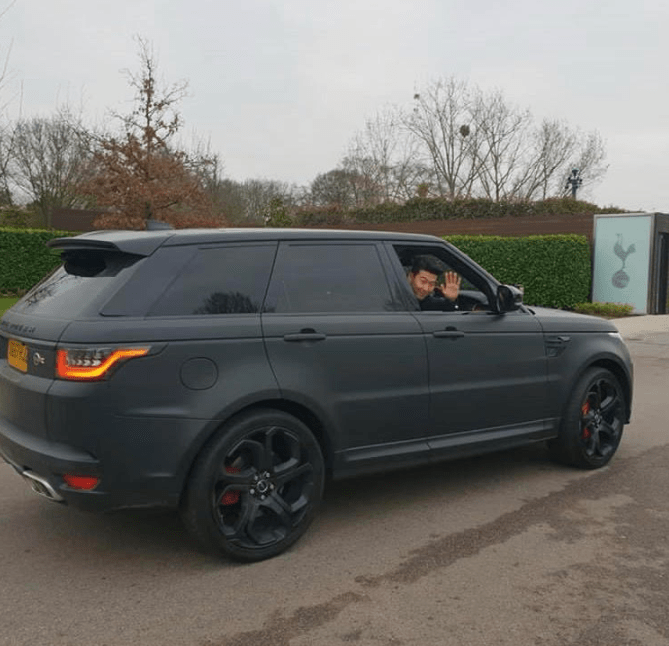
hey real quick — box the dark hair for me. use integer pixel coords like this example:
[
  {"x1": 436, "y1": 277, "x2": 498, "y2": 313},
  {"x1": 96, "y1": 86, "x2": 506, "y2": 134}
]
[{"x1": 410, "y1": 254, "x2": 446, "y2": 276}]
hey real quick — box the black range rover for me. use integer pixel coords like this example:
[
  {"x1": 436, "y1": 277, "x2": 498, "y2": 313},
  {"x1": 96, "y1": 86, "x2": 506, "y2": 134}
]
[{"x1": 0, "y1": 228, "x2": 633, "y2": 561}]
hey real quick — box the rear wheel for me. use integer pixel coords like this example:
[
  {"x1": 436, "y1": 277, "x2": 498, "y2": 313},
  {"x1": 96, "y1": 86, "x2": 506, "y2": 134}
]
[
  {"x1": 181, "y1": 409, "x2": 324, "y2": 562},
  {"x1": 548, "y1": 368, "x2": 626, "y2": 469}
]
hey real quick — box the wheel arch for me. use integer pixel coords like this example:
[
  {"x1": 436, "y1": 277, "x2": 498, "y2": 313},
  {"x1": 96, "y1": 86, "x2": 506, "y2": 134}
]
[
  {"x1": 571, "y1": 357, "x2": 632, "y2": 423},
  {"x1": 253, "y1": 398, "x2": 334, "y2": 472},
  {"x1": 178, "y1": 398, "x2": 334, "y2": 507}
]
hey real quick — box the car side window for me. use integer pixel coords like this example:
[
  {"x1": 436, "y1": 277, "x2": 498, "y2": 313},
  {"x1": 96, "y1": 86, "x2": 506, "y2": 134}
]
[
  {"x1": 265, "y1": 243, "x2": 394, "y2": 313},
  {"x1": 147, "y1": 244, "x2": 276, "y2": 316},
  {"x1": 392, "y1": 243, "x2": 493, "y2": 312}
]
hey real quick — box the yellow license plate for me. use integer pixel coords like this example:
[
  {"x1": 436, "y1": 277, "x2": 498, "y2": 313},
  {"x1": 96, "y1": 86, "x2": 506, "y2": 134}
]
[{"x1": 7, "y1": 339, "x2": 28, "y2": 372}]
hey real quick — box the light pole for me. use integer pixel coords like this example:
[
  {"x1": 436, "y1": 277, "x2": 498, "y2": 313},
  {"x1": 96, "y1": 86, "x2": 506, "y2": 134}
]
[{"x1": 565, "y1": 168, "x2": 583, "y2": 199}]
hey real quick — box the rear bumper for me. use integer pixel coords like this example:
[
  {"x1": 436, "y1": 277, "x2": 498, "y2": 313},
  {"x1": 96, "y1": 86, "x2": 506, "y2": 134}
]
[
  {"x1": 0, "y1": 414, "x2": 99, "y2": 475},
  {"x1": 0, "y1": 415, "x2": 184, "y2": 512}
]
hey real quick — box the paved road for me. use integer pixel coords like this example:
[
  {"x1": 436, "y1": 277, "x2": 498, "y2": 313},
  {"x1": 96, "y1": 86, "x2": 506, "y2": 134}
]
[{"x1": 1, "y1": 328, "x2": 668, "y2": 646}]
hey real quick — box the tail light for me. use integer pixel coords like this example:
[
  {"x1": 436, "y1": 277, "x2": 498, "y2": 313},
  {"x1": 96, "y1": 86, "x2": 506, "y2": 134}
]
[
  {"x1": 56, "y1": 346, "x2": 150, "y2": 381},
  {"x1": 63, "y1": 474, "x2": 100, "y2": 490}
]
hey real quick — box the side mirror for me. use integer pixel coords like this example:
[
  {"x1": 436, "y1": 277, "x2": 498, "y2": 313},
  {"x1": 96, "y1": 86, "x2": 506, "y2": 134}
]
[{"x1": 495, "y1": 284, "x2": 523, "y2": 313}]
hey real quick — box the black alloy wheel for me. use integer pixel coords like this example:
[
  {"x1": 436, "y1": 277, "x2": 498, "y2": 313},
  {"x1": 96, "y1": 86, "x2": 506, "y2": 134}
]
[
  {"x1": 182, "y1": 409, "x2": 325, "y2": 562},
  {"x1": 548, "y1": 367, "x2": 626, "y2": 469}
]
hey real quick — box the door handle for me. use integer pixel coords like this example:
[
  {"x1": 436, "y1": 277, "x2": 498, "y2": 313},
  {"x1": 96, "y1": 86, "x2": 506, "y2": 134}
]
[
  {"x1": 433, "y1": 327, "x2": 465, "y2": 339},
  {"x1": 283, "y1": 329, "x2": 327, "y2": 342}
]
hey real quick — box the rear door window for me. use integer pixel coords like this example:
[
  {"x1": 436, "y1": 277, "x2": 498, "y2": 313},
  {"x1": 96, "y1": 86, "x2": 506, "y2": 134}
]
[
  {"x1": 147, "y1": 244, "x2": 276, "y2": 316},
  {"x1": 264, "y1": 243, "x2": 395, "y2": 313}
]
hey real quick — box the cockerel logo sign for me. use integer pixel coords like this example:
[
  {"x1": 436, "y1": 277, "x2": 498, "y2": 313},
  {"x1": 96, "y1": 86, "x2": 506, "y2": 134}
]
[
  {"x1": 612, "y1": 234, "x2": 636, "y2": 289},
  {"x1": 592, "y1": 213, "x2": 653, "y2": 314}
]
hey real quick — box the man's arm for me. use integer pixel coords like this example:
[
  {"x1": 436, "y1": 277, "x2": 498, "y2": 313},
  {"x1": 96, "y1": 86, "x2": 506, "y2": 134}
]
[{"x1": 419, "y1": 272, "x2": 462, "y2": 311}]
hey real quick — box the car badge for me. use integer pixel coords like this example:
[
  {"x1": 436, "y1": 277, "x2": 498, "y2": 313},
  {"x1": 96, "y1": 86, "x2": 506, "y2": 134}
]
[{"x1": 32, "y1": 352, "x2": 45, "y2": 366}]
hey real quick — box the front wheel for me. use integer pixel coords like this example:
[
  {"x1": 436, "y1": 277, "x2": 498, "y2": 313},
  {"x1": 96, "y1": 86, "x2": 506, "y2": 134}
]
[
  {"x1": 181, "y1": 409, "x2": 325, "y2": 562},
  {"x1": 548, "y1": 367, "x2": 626, "y2": 469}
]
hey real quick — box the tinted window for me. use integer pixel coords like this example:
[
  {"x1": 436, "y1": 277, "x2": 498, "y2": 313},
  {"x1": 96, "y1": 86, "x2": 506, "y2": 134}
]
[
  {"x1": 266, "y1": 243, "x2": 393, "y2": 313},
  {"x1": 11, "y1": 252, "x2": 143, "y2": 318},
  {"x1": 148, "y1": 244, "x2": 275, "y2": 316}
]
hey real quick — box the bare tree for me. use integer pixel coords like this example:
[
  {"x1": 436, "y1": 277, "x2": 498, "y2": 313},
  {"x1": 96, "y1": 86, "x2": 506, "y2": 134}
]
[
  {"x1": 308, "y1": 168, "x2": 377, "y2": 209},
  {"x1": 515, "y1": 119, "x2": 578, "y2": 199},
  {"x1": 208, "y1": 178, "x2": 247, "y2": 222},
  {"x1": 201, "y1": 177, "x2": 301, "y2": 225},
  {"x1": 238, "y1": 179, "x2": 297, "y2": 223},
  {"x1": 514, "y1": 121, "x2": 607, "y2": 200},
  {"x1": 9, "y1": 108, "x2": 94, "y2": 224},
  {"x1": 0, "y1": 1, "x2": 17, "y2": 204},
  {"x1": 473, "y1": 89, "x2": 533, "y2": 201},
  {"x1": 403, "y1": 78, "x2": 480, "y2": 199},
  {"x1": 0, "y1": 125, "x2": 14, "y2": 205},
  {"x1": 180, "y1": 132, "x2": 229, "y2": 214},
  {"x1": 0, "y1": 1, "x2": 15, "y2": 110},
  {"x1": 362, "y1": 78, "x2": 606, "y2": 201},
  {"x1": 344, "y1": 107, "x2": 423, "y2": 203}
]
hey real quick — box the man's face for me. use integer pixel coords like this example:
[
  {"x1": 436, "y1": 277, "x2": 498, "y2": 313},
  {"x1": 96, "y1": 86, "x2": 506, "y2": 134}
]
[{"x1": 408, "y1": 270, "x2": 438, "y2": 300}]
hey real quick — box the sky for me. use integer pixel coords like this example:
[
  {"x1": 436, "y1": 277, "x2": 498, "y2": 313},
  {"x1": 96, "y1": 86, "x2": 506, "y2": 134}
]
[{"x1": 1, "y1": 0, "x2": 668, "y2": 211}]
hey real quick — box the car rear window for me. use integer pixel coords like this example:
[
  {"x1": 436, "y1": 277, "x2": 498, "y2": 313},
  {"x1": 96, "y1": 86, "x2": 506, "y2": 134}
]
[{"x1": 11, "y1": 251, "x2": 144, "y2": 319}]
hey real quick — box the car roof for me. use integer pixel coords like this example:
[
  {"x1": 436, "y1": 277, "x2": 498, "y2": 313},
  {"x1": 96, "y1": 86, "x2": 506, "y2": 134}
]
[{"x1": 48, "y1": 227, "x2": 448, "y2": 256}]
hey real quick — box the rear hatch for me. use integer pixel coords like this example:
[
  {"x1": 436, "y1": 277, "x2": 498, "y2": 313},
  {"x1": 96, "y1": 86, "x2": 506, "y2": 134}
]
[{"x1": 0, "y1": 231, "x2": 171, "y2": 442}]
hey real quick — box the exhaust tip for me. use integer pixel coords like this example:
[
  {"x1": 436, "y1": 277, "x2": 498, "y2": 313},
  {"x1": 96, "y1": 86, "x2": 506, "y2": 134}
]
[{"x1": 21, "y1": 471, "x2": 64, "y2": 502}]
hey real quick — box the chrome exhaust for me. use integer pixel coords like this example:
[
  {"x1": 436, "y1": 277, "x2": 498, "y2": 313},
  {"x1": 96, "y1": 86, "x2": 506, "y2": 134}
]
[{"x1": 21, "y1": 471, "x2": 64, "y2": 502}]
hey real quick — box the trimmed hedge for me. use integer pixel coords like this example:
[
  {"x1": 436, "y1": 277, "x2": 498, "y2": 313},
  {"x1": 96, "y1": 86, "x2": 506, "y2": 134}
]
[
  {"x1": 293, "y1": 197, "x2": 622, "y2": 227},
  {"x1": 446, "y1": 234, "x2": 591, "y2": 309},
  {"x1": 0, "y1": 228, "x2": 68, "y2": 293}
]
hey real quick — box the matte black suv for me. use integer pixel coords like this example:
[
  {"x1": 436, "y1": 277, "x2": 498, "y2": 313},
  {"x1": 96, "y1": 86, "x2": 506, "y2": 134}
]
[{"x1": 0, "y1": 228, "x2": 633, "y2": 561}]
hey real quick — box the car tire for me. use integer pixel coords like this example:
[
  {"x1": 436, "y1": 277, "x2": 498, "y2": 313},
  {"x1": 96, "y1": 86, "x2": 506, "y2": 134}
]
[
  {"x1": 548, "y1": 367, "x2": 626, "y2": 470},
  {"x1": 181, "y1": 409, "x2": 325, "y2": 562}
]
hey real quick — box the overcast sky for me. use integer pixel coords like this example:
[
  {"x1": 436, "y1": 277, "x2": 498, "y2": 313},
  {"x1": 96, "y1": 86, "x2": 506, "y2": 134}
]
[{"x1": 2, "y1": 0, "x2": 668, "y2": 211}]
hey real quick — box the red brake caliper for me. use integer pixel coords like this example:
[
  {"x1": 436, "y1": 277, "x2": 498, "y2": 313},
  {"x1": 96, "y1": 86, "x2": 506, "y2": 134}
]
[
  {"x1": 581, "y1": 401, "x2": 591, "y2": 439},
  {"x1": 220, "y1": 466, "x2": 241, "y2": 506}
]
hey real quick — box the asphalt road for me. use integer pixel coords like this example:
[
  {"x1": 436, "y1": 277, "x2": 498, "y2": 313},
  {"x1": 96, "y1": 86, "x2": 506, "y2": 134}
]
[{"x1": 1, "y1": 332, "x2": 668, "y2": 646}]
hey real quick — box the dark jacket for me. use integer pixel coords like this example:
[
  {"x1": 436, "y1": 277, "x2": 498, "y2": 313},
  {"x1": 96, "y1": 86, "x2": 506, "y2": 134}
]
[{"x1": 419, "y1": 293, "x2": 458, "y2": 311}]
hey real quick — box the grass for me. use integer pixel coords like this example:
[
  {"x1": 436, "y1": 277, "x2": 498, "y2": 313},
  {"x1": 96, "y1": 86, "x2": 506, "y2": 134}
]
[
  {"x1": 0, "y1": 297, "x2": 18, "y2": 316},
  {"x1": 571, "y1": 302, "x2": 635, "y2": 318}
]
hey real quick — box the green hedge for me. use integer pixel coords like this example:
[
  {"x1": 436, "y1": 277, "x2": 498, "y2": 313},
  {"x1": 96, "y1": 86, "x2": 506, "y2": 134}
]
[
  {"x1": 293, "y1": 197, "x2": 622, "y2": 226},
  {"x1": 445, "y1": 234, "x2": 591, "y2": 309},
  {"x1": 0, "y1": 228, "x2": 69, "y2": 293}
]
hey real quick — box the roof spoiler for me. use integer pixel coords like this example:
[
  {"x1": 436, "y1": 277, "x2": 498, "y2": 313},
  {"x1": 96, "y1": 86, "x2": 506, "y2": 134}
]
[
  {"x1": 47, "y1": 230, "x2": 174, "y2": 257},
  {"x1": 47, "y1": 238, "x2": 119, "y2": 251}
]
